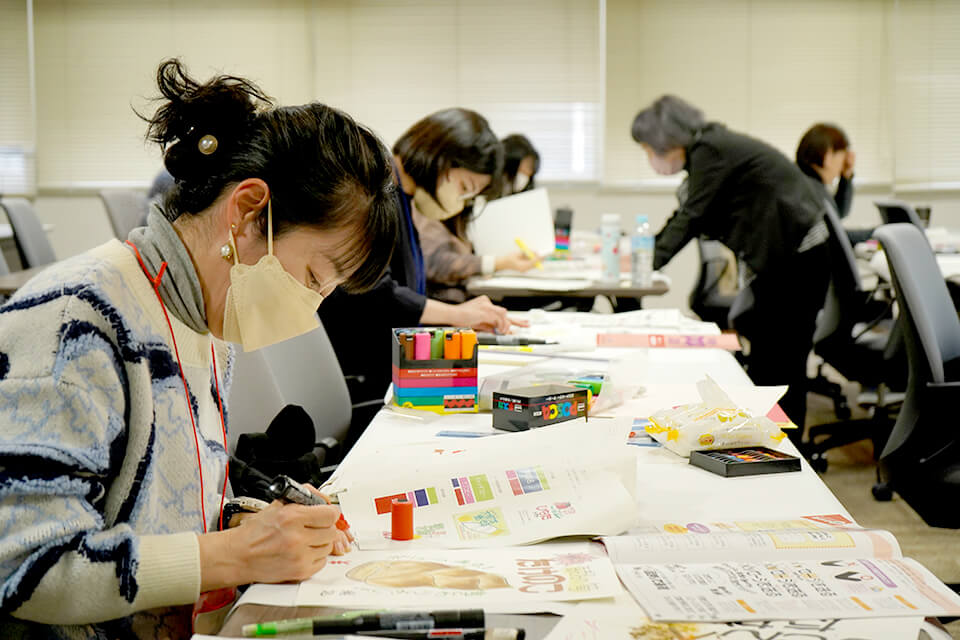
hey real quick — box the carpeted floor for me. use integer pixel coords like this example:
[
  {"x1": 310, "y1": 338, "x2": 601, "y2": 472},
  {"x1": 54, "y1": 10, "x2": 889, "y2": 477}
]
[{"x1": 805, "y1": 371, "x2": 960, "y2": 638}]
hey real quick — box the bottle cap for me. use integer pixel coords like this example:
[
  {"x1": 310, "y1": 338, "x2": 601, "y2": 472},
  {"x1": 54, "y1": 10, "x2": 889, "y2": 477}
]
[
  {"x1": 636, "y1": 214, "x2": 649, "y2": 224},
  {"x1": 390, "y1": 498, "x2": 414, "y2": 540},
  {"x1": 601, "y1": 213, "x2": 621, "y2": 223}
]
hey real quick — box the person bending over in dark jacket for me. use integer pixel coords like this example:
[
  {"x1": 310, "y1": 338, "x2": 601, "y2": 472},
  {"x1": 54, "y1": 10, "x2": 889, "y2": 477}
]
[{"x1": 631, "y1": 95, "x2": 831, "y2": 439}]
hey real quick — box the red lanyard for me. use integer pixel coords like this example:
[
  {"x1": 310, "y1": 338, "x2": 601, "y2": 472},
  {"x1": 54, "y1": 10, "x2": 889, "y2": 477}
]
[{"x1": 126, "y1": 241, "x2": 230, "y2": 532}]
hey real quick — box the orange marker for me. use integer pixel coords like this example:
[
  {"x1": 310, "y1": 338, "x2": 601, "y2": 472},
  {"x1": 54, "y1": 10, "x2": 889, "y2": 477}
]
[
  {"x1": 459, "y1": 329, "x2": 477, "y2": 359},
  {"x1": 444, "y1": 330, "x2": 462, "y2": 359}
]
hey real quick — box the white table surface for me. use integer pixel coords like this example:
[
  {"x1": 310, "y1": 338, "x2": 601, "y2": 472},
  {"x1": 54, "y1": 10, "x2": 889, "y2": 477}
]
[
  {"x1": 0, "y1": 222, "x2": 54, "y2": 240},
  {"x1": 339, "y1": 345, "x2": 850, "y2": 525},
  {"x1": 231, "y1": 317, "x2": 933, "y2": 638},
  {"x1": 869, "y1": 249, "x2": 960, "y2": 282}
]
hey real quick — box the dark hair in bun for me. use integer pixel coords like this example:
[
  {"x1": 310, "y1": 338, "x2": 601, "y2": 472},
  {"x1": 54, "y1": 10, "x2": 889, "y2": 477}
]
[{"x1": 141, "y1": 58, "x2": 398, "y2": 293}]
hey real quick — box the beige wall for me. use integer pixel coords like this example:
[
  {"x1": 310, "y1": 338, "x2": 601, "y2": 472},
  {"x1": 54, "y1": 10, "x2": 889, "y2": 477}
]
[{"x1": 18, "y1": 0, "x2": 960, "y2": 315}]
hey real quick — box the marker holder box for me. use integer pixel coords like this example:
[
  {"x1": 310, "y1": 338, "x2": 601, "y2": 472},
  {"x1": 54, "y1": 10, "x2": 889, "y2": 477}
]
[
  {"x1": 492, "y1": 383, "x2": 589, "y2": 432},
  {"x1": 391, "y1": 327, "x2": 478, "y2": 414},
  {"x1": 688, "y1": 446, "x2": 801, "y2": 477}
]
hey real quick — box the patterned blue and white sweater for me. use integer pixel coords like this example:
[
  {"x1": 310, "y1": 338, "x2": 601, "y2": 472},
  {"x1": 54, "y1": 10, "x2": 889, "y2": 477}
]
[{"x1": 0, "y1": 239, "x2": 233, "y2": 639}]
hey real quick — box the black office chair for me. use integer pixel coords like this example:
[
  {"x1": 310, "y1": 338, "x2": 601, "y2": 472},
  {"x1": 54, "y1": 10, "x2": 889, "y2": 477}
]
[
  {"x1": 874, "y1": 199, "x2": 924, "y2": 228},
  {"x1": 871, "y1": 224, "x2": 960, "y2": 528},
  {"x1": 688, "y1": 238, "x2": 738, "y2": 329},
  {"x1": 804, "y1": 201, "x2": 905, "y2": 471}
]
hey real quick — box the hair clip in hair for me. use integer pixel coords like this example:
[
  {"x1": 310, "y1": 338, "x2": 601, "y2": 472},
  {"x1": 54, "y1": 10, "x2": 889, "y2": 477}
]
[{"x1": 198, "y1": 134, "x2": 218, "y2": 155}]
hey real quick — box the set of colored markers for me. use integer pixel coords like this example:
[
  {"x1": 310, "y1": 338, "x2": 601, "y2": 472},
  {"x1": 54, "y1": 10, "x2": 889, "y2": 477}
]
[
  {"x1": 392, "y1": 328, "x2": 479, "y2": 413},
  {"x1": 241, "y1": 608, "x2": 524, "y2": 639},
  {"x1": 396, "y1": 328, "x2": 478, "y2": 361}
]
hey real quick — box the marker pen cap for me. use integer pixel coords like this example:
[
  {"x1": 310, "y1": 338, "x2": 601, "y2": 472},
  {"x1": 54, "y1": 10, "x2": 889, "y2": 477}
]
[{"x1": 391, "y1": 498, "x2": 414, "y2": 540}]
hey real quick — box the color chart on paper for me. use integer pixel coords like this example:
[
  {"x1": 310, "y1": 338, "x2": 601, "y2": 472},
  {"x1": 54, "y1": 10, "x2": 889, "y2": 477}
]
[
  {"x1": 451, "y1": 474, "x2": 494, "y2": 506},
  {"x1": 373, "y1": 487, "x2": 439, "y2": 515},
  {"x1": 506, "y1": 467, "x2": 550, "y2": 496}
]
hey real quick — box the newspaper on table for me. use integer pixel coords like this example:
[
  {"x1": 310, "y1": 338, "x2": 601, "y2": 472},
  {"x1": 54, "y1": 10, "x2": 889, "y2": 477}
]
[
  {"x1": 290, "y1": 542, "x2": 621, "y2": 611},
  {"x1": 336, "y1": 420, "x2": 639, "y2": 549}
]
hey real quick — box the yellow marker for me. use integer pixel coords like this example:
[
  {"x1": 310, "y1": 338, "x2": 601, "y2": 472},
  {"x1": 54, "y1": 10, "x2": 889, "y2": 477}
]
[
  {"x1": 479, "y1": 345, "x2": 535, "y2": 352},
  {"x1": 514, "y1": 237, "x2": 544, "y2": 270}
]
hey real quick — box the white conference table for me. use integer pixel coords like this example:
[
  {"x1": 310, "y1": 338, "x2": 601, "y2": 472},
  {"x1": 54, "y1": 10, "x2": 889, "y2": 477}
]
[
  {"x1": 337, "y1": 346, "x2": 848, "y2": 524},
  {"x1": 869, "y1": 249, "x2": 960, "y2": 283},
  {"x1": 220, "y1": 341, "x2": 859, "y2": 638}
]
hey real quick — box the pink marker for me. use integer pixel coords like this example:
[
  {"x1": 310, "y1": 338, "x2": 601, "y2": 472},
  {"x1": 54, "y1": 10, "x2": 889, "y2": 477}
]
[{"x1": 414, "y1": 332, "x2": 431, "y2": 360}]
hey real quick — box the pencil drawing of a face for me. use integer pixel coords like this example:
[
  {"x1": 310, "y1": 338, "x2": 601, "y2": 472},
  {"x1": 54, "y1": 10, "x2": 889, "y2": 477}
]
[{"x1": 346, "y1": 560, "x2": 509, "y2": 590}]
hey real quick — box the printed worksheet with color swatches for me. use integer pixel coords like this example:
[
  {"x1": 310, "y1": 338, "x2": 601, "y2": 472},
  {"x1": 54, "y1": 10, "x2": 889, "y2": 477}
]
[{"x1": 338, "y1": 457, "x2": 638, "y2": 550}]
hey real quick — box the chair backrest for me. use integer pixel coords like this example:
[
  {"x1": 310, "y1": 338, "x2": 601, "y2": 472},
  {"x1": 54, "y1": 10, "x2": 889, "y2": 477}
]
[
  {"x1": 874, "y1": 199, "x2": 924, "y2": 228},
  {"x1": 874, "y1": 223, "x2": 960, "y2": 386},
  {"x1": 226, "y1": 325, "x2": 351, "y2": 454},
  {"x1": 99, "y1": 189, "x2": 148, "y2": 241},
  {"x1": 813, "y1": 199, "x2": 862, "y2": 346},
  {"x1": 688, "y1": 238, "x2": 738, "y2": 327},
  {"x1": 0, "y1": 198, "x2": 56, "y2": 268},
  {"x1": 0, "y1": 247, "x2": 10, "y2": 276}
]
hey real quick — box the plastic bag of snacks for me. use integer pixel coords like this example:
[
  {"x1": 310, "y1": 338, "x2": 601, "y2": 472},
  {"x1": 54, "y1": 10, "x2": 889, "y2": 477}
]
[{"x1": 646, "y1": 376, "x2": 787, "y2": 457}]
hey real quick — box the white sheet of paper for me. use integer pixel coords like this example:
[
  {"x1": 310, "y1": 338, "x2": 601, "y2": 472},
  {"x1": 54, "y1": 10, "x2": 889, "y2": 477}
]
[
  {"x1": 617, "y1": 557, "x2": 960, "y2": 622},
  {"x1": 469, "y1": 187, "x2": 556, "y2": 257},
  {"x1": 340, "y1": 463, "x2": 637, "y2": 550},
  {"x1": 602, "y1": 527, "x2": 902, "y2": 565},
  {"x1": 294, "y1": 542, "x2": 622, "y2": 610},
  {"x1": 469, "y1": 276, "x2": 594, "y2": 291},
  {"x1": 541, "y1": 605, "x2": 924, "y2": 640}
]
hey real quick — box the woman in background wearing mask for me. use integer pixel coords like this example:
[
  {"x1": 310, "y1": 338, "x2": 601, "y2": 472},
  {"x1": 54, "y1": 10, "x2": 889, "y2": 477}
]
[
  {"x1": 796, "y1": 123, "x2": 872, "y2": 245},
  {"x1": 631, "y1": 95, "x2": 830, "y2": 440},
  {"x1": 319, "y1": 109, "x2": 525, "y2": 426},
  {"x1": 0, "y1": 59, "x2": 398, "y2": 638},
  {"x1": 411, "y1": 111, "x2": 539, "y2": 304},
  {"x1": 501, "y1": 134, "x2": 540, "y2": 196}
]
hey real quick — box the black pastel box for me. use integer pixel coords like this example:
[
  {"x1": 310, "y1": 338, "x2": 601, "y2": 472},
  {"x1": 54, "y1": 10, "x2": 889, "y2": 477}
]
[
  {"x1": 492, "y1": 384, "x2": 589, "y2": 432},
  {"x1": 689, "y1": 447, "x2": 801, "y2": 477}
]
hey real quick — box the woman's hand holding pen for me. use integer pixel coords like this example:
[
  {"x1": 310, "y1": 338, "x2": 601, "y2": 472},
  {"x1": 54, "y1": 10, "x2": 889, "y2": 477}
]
[
  {"x1": 454, "y1": 295, "x2": 528, "y2": 334},
  {"x1": 303, "y1": 484, "x2": 354, "y2": 556},
  {"x1": 495, "y1": 252, "x2": 539, "y2": 273},
  {"x1": 197, "y1": 501, "x2": 341, "y2": 591}
]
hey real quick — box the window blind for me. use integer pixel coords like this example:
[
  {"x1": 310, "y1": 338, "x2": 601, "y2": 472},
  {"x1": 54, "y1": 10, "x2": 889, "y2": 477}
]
[
  {"x1": 310, "y1": 0, "x2": 602, "y2": 182},
  {"x1": 33, "y1": 0, "x2": 313, "y2": 189},
  {"x1": 892, "y1": 0, "x2": 960, "y2": 188},
  {"x1": 0, "y1": 0, "x2": 35, "y2": 196},
  {"x1": 604, "y1": 0, "x2": 892, "y2": 187}
]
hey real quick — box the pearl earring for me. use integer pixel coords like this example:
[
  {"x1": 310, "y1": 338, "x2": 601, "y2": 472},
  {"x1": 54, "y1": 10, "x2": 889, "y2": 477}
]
[{"x1": 221, "y1": 224, "x2": 237, "y2": 260}]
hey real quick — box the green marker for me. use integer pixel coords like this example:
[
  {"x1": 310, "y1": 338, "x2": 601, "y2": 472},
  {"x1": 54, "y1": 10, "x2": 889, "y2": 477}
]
[
  {"x1": 430, "y1": 328, "x2": 445, "y2": 359},
  {"x1": 242, "y1": 609, "x2": 484, "y2": 637},
  {"x1": 242, "y1": 609, "x2": 381, "y2": 636}
]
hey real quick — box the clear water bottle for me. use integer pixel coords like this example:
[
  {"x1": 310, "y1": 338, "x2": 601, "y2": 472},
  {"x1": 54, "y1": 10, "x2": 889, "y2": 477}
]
[
  {"x1": 600, "y1": 213, "x2": 621, "y2": 282},
  {"x1": 631, "y1": 214, "x2": 654, "y2": 287}
]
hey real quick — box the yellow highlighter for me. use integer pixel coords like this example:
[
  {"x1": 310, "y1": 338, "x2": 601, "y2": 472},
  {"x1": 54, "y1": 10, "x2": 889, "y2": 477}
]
[{"x1": 514, "y1": 237, "x2": 544, "y2": 270}]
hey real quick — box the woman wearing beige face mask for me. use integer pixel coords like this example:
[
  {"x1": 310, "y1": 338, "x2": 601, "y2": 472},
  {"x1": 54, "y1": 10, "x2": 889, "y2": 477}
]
[
  {"x1": 319, "y1": 108, "x2": 529, "y2": 433},
  {"x1": 0, "y1": 59, "x2": 398, "y2": 639}
]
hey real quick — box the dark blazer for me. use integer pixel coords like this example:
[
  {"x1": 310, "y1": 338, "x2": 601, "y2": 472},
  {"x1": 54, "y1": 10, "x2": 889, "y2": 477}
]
[
  {"x1": 318, "y1": 188, "x2": 427, "y2": 403},
  {"x1": 654, "y1": 124, "x2": 826, "y2": 277}
]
